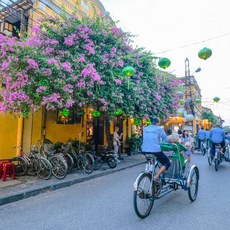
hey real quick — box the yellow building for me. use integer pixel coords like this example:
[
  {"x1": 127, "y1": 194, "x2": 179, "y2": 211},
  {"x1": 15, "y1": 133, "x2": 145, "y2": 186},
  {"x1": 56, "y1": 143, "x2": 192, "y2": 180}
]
[{"x1": 0, "y1": 0, "x2": 119, "y2": 159}]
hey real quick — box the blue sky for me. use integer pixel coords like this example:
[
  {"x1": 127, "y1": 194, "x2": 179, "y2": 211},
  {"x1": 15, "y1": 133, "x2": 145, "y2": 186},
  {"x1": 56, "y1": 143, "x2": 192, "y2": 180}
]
[{"x1": 100, "y1": 0, "x2": 230, "y2": 126}]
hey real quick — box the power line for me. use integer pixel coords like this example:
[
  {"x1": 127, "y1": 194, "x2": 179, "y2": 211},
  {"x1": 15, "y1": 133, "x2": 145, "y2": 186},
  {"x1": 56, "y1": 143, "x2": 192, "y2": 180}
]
[{"x1": 153, "y1": 32, "x2": 230, "y2": 55}]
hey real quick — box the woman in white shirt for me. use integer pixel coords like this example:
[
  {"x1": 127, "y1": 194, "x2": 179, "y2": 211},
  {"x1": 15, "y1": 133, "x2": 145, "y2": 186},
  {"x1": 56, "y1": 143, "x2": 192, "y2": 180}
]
[{"x1": 113, "y1": 127, "x2": 123, "y2": 162}]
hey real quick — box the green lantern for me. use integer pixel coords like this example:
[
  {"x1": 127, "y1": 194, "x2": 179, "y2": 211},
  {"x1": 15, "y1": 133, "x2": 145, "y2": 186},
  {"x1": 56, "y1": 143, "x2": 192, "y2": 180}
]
[
  {"x1": 134, "y1": 118, "x2": 141, "y2": 125},
  {"x1": 185, "y1": 114, "x2": 194, "y2": 121},
  {"x1": 145, "y1": 120, "x2": 151, "y2": 125},
  {"x1": 122, "y1": 66, "x2": 135, "y2": 77},
  {"x1": 213, "y1": 97, "x2": 220, "y2": 103},
  {"x1": 115, "y1": 109, "x2": 123, "y2": 116},
  {"x1": 178, "y1": 99, "x2": 184, "y2": 105},
  {"x1": 198, "y1": 47, "x2": 212, "y2": 60},
  {"x1": 122, "y1": 66, "x2": 135, "y2": 90},
  {"x1": 60, "y1": 109, "x2": 70, "y2": 117},
  {"x1": 195, "y1": 98, "x2": 201, "y2": 104},
  {"x1": 158, "y1": 58, "x2": 171, "y2": 69},
  {"x1": 92, "y1": 110, "x2": 101, "y2": 118}
]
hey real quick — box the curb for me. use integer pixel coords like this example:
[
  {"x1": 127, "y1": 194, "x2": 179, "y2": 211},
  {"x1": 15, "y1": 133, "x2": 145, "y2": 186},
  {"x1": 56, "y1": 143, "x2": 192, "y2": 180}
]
[{"x1": 0, "y1": 161, "x2": 145, "y2": 206}]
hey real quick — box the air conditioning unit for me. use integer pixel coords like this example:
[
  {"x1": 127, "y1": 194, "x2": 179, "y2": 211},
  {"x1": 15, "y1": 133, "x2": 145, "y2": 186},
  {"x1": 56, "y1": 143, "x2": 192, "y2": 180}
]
[{"x1": 3, "y1": 30, "x2": 12, "y2": 36}]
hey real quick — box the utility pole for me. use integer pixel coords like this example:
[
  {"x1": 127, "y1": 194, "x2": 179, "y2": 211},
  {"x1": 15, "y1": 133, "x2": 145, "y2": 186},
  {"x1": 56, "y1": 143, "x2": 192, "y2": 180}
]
[{"x1": 184, "y1": 58, "x2": 196, "y2": 134}]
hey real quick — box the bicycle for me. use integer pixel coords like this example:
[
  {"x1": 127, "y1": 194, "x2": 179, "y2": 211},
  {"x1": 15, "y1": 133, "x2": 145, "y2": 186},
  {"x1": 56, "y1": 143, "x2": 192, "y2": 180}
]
[
  {"x1": 67, "y1": 143, "x2": 95, "y2": 174},
  {"x1": 39, "y1": 145, "x2": 68, "y2": 179},
  {"x1": 10, "y1": 145, "x2": 52, "y2": 180},
  {"x1": 133, "y1": 143, "x2": 199, "y2": 219},
  {"x1": 198, "y1": 139, "x2": 208, "y2": 156},
  {"x1": 208, "y1": 144, "x2": 229, "y2": 171}
]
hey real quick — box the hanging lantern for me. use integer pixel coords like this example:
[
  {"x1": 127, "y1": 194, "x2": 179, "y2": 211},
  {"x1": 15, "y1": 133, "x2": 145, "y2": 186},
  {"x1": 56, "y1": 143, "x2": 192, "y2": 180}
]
[
  {"x1": 122, "y1": 66, "x2": 135, "y2": 90},
  {"x1": 60, "y1": 109, "x2": 70, "y2": 117},
  {"x1": 122, "y1": 66, "x2": 135, "y2": 77},
  {"x1": 177, "y1": 108, "x2": 185, "y2": 116},
  {"x1": 158, "y1": 58, "x2": 171, "y2": 69},
  {"x1": 185, "y1": 114, "x2": 194, "y2": 121},
  {"x1": 195, "y1": 98, "x2": 201, "y2": 104},
  {"x1": 178, "y1": 99, "x2": 184, "y2": 105},
  {"x1": 92, "y1": 110, "x2": 101, "y2": 118},
  {"x1": 198, "y1": 47, "x2": 212, "y2": 60},
  {"x1": 213, "y1": 96, "x2": 220, "y2": 103},
  {"x1": 115, "y1": 109, "x2": 123, "y2": 116},
  {"x1": 145, "y1": 120, "x2": 151, "y2": 125},
  {"x1": 134, "y1": 118, "x2": 141, "y2": 125}
]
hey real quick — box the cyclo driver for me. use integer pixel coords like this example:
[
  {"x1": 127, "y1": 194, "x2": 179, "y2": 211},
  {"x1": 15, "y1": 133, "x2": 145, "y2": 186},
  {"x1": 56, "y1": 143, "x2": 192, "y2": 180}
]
[
  {"x1": 210, "y1": 123, "x2": 226, "y2": 157},
  {"x1": 141, "y1": 117, "x2": 171, "y2": 183}
]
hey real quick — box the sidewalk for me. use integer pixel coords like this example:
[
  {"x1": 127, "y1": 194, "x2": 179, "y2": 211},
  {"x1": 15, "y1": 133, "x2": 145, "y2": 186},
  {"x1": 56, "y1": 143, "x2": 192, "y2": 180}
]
[{"x1": 0, "y1": 154, "x2": 145, "y2": 206}]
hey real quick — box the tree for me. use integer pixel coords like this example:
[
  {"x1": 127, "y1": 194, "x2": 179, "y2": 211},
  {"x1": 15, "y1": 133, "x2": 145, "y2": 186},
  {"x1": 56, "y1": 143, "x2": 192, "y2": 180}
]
[{"x1": 0, "y1": 15, "x2": 180, "y2": 120}]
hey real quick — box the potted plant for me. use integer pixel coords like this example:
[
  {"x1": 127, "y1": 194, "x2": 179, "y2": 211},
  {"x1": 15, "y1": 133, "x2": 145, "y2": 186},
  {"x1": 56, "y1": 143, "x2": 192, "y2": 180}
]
[{"x1": 125, "y1": 134, "x2": 142, "y2": 155}]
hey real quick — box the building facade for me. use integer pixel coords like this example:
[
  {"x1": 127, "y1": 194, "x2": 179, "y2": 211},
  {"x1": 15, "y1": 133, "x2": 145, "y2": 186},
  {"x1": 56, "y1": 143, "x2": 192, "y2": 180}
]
[{"x1": 0, "y1": 0, "x2": 118, "y2": 159}]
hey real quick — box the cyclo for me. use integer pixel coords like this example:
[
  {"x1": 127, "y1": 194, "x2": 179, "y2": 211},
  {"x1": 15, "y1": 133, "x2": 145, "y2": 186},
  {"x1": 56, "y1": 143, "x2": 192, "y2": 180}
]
[
  {"x1": 133, "y1": 143, "x2": 199, "y2": 219},
  {"x1": 207, "y1": 141, "x2": 230, "y2": 171}
]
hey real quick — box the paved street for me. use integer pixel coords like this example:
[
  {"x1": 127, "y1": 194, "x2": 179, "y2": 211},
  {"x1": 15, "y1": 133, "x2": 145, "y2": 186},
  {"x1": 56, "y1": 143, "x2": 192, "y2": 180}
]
[{"x1": 1, "y1": 152, "x2": 230, "y2": 230}]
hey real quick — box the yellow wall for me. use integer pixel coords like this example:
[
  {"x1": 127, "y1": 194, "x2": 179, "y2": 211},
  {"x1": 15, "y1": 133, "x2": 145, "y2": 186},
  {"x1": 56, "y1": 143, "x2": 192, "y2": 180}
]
[
  {"x1": 0, "y1": 113, "x2": 19, "y2": 159},
  {"x1": 45, "y1": 110, "x2": 86, "y2": 144}
]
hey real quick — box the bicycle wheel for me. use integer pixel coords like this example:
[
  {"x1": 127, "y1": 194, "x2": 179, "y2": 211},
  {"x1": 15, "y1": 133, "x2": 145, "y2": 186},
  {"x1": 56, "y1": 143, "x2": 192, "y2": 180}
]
[
  {"x1": 107, "y1": 156, "x2": 117, "y2": 168},
  {"x1": 51, "y1": 155, "x2": 67, "y2": 179},
  {"x1": 68, "y1": 151, "x2": 78, "y2": 167},
  {"x1": 214, "y1": 159, "x2": 219, "y2": 171},
  {"x1": 133, "y1": 173, "x2": 154, "y2": 219},
  {"x1": 202, "y1": 147, "x2": 206, "y2": 156},
  {"x1": 188, "y1": 167, "x2": 199, "y2": 202},
  {"x1": 63, "y1": 153, "x2": 74, "y2": 173},
  {"x1": 27, "y1": 157, "x2": 37, "y2": 176},
  {"x1": 81, "y1": 153, "x2": 95, "y2": 174},
  {"x1": 36, "y1": 158, "x2": 52, "y2": 180},
  {"x1": 207, "y1": 149, "x2": 213, "y2": 166},
  {"x1": 10, "y1": 156, "x2": 28, "y2": 176}
]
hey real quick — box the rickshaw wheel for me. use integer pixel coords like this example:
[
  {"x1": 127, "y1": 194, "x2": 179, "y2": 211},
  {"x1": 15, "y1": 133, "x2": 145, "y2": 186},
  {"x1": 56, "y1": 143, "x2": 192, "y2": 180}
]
[
  {"x1": 133, "y1": 173, "x2": 154, "y2": 219},
  {"x1": 188, "y1": 167, "x2": 199, "y2": 202}
]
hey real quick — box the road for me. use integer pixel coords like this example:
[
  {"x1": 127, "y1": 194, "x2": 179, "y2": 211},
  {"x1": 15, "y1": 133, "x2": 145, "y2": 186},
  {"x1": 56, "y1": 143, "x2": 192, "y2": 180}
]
[{"x1": 1, "y1": 152, "x2": 230, "y2": 230}]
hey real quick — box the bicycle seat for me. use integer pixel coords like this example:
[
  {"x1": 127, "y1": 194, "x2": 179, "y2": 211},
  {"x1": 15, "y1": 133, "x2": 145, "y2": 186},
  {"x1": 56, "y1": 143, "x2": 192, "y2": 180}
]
[{"x1": 144, "y1": 154, "x2": 156, "y2": 161}]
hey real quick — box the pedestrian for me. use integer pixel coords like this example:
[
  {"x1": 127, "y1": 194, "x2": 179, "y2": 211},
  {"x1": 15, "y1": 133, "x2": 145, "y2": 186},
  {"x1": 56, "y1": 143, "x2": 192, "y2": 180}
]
[
  {"x1": 177, "y1": 129, "x2": 183, "y2": 143},
  {"x1": 113, "y1": 127, "x2": 123, "y2": 163},
  {"x1": 141, "y1": 117, "x2": 171, "y2": 182},
  {"x1": 181, "y1": 130, "x2": 193, "y2": 162},
  {"x1": 167, "y1": 129, "x2": 180, "y2": 143}
]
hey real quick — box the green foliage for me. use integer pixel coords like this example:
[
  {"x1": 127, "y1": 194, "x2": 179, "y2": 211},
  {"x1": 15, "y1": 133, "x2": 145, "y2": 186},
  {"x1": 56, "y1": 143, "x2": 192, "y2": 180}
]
[
  {"x1": 202, "y1": 111, "x2": 217, "y2": 125},
  {"x1": 126, "y1": 134, "x2": 142, "y2": 149}
]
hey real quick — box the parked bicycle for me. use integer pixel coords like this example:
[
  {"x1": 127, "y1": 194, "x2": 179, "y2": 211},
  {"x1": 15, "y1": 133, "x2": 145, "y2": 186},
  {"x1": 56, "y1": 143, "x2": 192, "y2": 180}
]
[
  {"x1": 10, "y1": 144, "x2": 52, "y2": 180},
  {"x1": 62, "y1": 142, "x2": 95, "y2": 174},
  {"x1": 39, "y1": 144, "x2": 68, "y2": 179}
]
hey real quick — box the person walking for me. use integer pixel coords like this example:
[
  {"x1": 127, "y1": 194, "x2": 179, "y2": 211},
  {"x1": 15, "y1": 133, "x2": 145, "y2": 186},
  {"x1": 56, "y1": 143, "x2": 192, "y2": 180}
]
[{"x1": 113, "y1": 127, "x2": 123, "y2": 163}]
